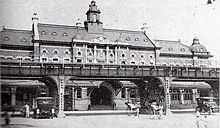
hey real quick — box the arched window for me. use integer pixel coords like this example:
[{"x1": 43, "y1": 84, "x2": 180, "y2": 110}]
[
  {"x1": 92, "y1": 14, "x2": 97, "y2": 22},
  {"x1": 53, "y1": 49, "x2": 59, "y2": 54},
  {"x1": 41, "y1": 49, "x2": 48, "y2": 54},
  {"x1": 77, "y1": 51, "x2": 82, "y2": 56},
  {"x1": 131, "y1": 54, "x2": 135, "y2": 58},
  {"x1": 64, "y1": 50, "x2": 70, "y2": 55},
  {"x1": 121, "y1": 53, "x2": 125, "y2": 58}
]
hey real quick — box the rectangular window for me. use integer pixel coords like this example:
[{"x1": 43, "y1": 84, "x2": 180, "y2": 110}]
[
  {"x1": 183, "y1": 89, "x2": 192, "y2": 100},
  {"x1": 76, "y1": 59, "x2": 82, "y2": 63},
  {"x1": 76, "y1": 88, "x2": 82, "y2": 98},
  {"x1": 52, "y1": 58, "x2": 59, "y2": 62},
  {"x1": 171, "y1": 89, "x2": 180, "y2": 100},
  {"x1": 121, "y1": 88, "x2": 126, "y2": 98}
]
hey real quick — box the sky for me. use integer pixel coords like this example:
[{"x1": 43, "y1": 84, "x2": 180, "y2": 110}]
[{"x1": 0, "y1": 0, "x2": 219, "y2": 62}]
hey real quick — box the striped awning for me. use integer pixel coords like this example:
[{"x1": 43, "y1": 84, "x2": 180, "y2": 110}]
[
  {"x1": 170, "y1": 82, "x2": 211, "y2": 89},
  {"x1": 66, "y1": 80, "x2": 98, "y2": 87},
  {"x1": 120, "y1": 81, "x2": 137, "y2": 88}
]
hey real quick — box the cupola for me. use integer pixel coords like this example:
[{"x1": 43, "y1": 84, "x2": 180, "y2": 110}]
[
  {"x1": 189, "y1": 37, "x2": 212, "y2": 58},
  {"x1": 84, "y1": 1, "x2": 103, "y2": 33},
  {"x1": 189, "y1": 37, "x2": 207, "y2": 53}
]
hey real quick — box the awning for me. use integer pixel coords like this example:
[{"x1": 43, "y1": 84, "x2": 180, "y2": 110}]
[
  {"x1": 1, "y1": 80, "x2": 45, "y2": 87},
  {"x1": 170, "y1": 82, "x2": 211, "y2": 89},
  {"x1": 120, "y1": 81, "x2": 137, "y2": 88},
  {"x1": 66, "y1": 80, "x2": 98, "y2": 88}
]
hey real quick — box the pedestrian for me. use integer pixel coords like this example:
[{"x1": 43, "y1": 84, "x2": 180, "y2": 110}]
[
  {"x1": 136, "y1": 101, "x2": 141, "y2": 117},
  {"x1": 158, "y1": 104, "x2": 163, "y2": 120},
  {"x1": 4, "y1": 111, "x2": 10, "y2": 126},
  {"x1": 203, "y1": 115, "x2": 208, "y2": 128},
  {"x1": 24, "y1": 103, "x2": 30, "y2": 118},
  {"x1": 196, "y1": 109, "x2": 201, "y2": 128}
]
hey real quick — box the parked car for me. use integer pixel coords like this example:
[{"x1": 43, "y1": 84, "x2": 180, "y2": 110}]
[
  {"x1": 33, "y1": 97, "x2": 55, "y2": 119},
  {"x1": 195, "y1": 97, "x2": 219, "y2": 114}
]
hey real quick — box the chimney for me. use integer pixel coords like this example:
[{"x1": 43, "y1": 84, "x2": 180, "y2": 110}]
[
  {"x1": 32, "y1": 13, "x2": 39, "y2": 40},
  {"x1": 141, "y1": 23, "x2": 148, "y2": 35}
]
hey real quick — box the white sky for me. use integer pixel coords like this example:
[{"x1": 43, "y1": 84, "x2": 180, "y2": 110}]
[{"x1": 0, "y1": 0, "x2": 219, "y2": 62}]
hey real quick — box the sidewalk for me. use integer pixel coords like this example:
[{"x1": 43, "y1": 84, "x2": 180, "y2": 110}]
[{"x1": 1, "y1": 109, "x2": 196, "y2": 117}]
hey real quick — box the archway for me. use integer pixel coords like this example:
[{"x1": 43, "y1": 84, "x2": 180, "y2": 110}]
[{"x1": 91, "y1": 85, "x2": 112, "y2": 106}]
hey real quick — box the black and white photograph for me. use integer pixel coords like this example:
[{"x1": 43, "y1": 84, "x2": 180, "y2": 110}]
[{"x1": 0, "y1": 0, "x2": 219, "y2": 128}]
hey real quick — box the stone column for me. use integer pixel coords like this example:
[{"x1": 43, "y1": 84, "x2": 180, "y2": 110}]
[
  {"x1": 11, "y1": 87, "x2": 17, "y2": 106},
  {"x1": 115, "y1": 46, "x2": 118, "y2": 64},
  {"x1": 179, "y1": 89, "x2": 184, "y2": 104},
  {"x1": 94, "y1": 45, "x2": 97, "y2": 63},
  {"x1": 57, "y1": 76, "x2": 66, "y2": 118},
  {"x1": 106, "y1": 45, "x2": 109, "y2": 64},
  {"x1": 159, "y1": 76, "x2": 174, "y2": 116},
  {"x1": 192, "y1": 89, "x2": 197, "y2": 103}
]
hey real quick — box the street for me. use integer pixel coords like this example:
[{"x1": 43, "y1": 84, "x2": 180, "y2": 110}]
[{"x1": 1, "y1": 113, "x2": 220, "y2": 128}]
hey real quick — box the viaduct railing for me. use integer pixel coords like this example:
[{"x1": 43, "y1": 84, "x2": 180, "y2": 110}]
[{"x1": 1, "y1": 60, "x2": 219, "y2": 79}]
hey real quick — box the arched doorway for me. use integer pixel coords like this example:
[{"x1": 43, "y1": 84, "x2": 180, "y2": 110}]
[{"x1": 90, "y1": 85, "x2": 113, "y2": 109}]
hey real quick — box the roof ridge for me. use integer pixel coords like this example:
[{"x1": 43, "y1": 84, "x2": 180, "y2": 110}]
[
  {"x1": 154, "y1": 39, "x2": 181, "y2": 43},
  {"x1": 38, "y1": 23, "x2": 84, "y2": 29},
  {"x1": 1, "y1": 28, "x2": 32, "y2": 33}
]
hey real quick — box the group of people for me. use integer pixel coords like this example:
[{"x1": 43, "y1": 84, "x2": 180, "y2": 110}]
[{"x1": 3, "y1": 103, "x2": 30, "y2": 126}]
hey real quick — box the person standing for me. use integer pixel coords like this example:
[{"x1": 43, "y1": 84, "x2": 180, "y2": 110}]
[
  {"x1": 4, "y1": 111, "x2": 10, "y2": 126},
  {"x1": 24, "y1": 103, "x2": 30, "y2": 118}
]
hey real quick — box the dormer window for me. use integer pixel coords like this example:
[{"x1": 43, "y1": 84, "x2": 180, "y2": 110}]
[
  {"x1": 126, "y1": 37, "x2": 131, "y2": 41},
  {"x1": 135, "y1": 38, "x2": 139, "y2": 41},
  {"x1": 62, "y1": 32, "x2": 68, "y2": 36},
  {"x1": 180, "y1": 48, "x2": 185, "y2": 52},
  {"x1": 21, "y1": 38, "x2": 27, "y2": 42},
  {"x1": 52, "y1": 32, "x2": 57, "y2": 36},
  {"x1": 143, "y1": 39, "x2": 148, "y2": 42},
  {"x1": 168, "y1": 47, "x2": 173, "y2": 51},
  {"x1": 200, "y1": 48, "x2": 204, "y2": 52},
  {"x1": 4, "y1": 37, "x2": 9, "y2": 41},
  {"x1": 41, "y1": 31, "x2": 46, "y2": 35}
]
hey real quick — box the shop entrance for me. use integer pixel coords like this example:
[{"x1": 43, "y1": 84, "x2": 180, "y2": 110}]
[{"x1": 90, "y1": 85, "x2": 112, "y2": 109}]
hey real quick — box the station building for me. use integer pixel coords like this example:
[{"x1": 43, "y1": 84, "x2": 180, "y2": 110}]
[{"x1": 1, "y1": 1, "x2": 218, "y2": 111}]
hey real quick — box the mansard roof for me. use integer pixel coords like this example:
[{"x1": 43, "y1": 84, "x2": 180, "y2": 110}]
[
  {"x1": 154, "y1": 39, "x2": 192, "y2": 56},
  {"x1": 37, "y1": 23, "x2": 155, "y2": 48},
  {"x1": 0, "y1": 28, "x2": 32, "y2": 46}
]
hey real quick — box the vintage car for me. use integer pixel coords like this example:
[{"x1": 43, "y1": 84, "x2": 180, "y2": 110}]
[
  {"x1": 195, "y1": 97, "x2": 219, "y2": 114},
  {"x1": 33, "y1": 97, "x2": 55, "y2": 119}
]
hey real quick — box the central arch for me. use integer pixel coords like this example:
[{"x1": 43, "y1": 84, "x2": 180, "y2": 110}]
[{"x1": 91, "y1": 85, "x2": 112, "y2": 106}]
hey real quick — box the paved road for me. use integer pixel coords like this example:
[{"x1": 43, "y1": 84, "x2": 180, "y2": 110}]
[{"x1": 1, "y1": 113, "x2": 220, "y2": 128}]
